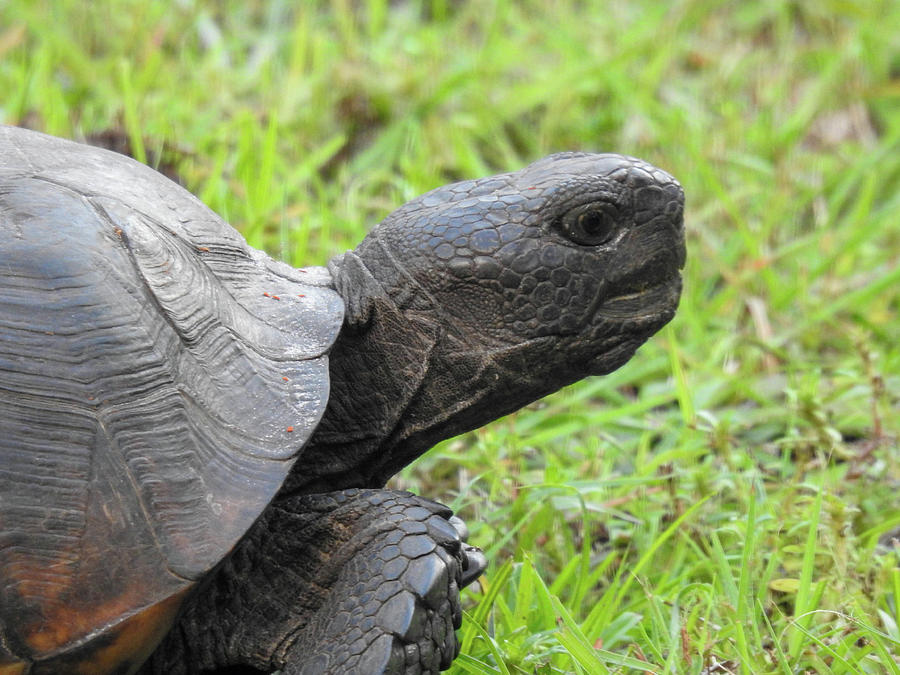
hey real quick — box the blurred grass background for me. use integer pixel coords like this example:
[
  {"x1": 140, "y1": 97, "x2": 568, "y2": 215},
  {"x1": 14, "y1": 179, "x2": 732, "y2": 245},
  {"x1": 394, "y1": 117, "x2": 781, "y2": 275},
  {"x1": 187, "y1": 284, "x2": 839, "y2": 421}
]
[{"x1": 2, "y1": 0, "x2": 898, "y2": 672}]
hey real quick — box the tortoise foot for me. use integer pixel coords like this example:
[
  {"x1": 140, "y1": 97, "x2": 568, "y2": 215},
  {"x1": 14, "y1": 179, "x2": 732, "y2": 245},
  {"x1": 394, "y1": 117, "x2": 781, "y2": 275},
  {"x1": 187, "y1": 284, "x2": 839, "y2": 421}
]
[
  {"x1": 141, "y1": 489, "x2": 483, "y2": 675},
  {"x1": 275, "y1": 489, "x2": 483, "y2": 675}
]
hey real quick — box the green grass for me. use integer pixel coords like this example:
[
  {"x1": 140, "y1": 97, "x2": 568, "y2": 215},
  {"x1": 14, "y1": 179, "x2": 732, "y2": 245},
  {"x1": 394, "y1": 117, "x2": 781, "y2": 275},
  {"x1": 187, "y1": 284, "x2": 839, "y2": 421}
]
[{"x1": 2, "y1": 0, "x2": 898, "y2": 672}]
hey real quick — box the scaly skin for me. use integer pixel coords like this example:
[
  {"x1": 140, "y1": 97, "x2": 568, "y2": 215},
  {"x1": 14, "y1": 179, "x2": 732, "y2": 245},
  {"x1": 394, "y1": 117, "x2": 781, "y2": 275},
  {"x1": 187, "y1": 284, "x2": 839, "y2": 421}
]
[{"x1": 145, "y1": 153, "x2": 685, "y2": 674}]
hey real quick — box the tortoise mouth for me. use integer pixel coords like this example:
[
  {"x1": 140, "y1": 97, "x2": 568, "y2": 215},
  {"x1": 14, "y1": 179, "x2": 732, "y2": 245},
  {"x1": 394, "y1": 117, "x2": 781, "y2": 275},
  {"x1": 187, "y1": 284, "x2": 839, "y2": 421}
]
[
  {"x1": 596, "y1": 269, "x2": 682, "y2": 323},
  {"x1": 603, "y1": 273, "x2": 680, "y2": 313},
  {"x1": 584, "y1": 273, "x2": 681, "y2": 376}
]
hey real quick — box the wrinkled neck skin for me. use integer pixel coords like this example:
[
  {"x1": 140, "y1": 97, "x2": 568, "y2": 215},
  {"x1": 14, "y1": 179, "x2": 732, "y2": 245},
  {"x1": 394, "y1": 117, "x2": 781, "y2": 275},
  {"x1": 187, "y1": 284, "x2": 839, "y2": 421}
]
[{"x1": 282, "y1": 244, "x2": 646, "y2": 495}]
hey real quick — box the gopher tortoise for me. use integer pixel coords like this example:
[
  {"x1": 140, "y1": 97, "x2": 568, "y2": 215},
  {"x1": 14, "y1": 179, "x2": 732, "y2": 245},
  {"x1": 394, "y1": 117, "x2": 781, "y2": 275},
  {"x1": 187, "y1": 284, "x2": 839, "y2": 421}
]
[{"x1": 0, "y1": 124, "x2": 684, "y2": 674}]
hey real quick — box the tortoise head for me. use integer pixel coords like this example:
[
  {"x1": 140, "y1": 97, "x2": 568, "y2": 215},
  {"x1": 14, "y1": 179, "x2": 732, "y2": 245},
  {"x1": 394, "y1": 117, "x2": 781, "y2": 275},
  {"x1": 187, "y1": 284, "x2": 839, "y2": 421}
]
[
  {"x1": 338, "y1": 152, "x2": 684, "y2": 370},
  {"x1": 310, "y1": 153, "x2": 684, "y2": 488}
]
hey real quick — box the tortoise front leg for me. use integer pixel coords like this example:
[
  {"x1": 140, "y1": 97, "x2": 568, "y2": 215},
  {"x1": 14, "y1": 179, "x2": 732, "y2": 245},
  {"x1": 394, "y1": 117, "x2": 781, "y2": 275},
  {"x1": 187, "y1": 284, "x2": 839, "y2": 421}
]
[
  {"x1": 142, "y1": 489, "x2": 484, "y2": 675},
  {"x1": 275, "y1": 491, "x2": 483, "y2": 674}
]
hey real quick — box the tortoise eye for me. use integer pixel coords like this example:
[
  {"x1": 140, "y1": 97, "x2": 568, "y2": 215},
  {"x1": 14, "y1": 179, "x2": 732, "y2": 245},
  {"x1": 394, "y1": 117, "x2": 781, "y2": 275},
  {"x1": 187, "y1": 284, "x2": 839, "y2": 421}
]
[{"x1": 559, "y1": 203, "x2": 620, "y2": 246}]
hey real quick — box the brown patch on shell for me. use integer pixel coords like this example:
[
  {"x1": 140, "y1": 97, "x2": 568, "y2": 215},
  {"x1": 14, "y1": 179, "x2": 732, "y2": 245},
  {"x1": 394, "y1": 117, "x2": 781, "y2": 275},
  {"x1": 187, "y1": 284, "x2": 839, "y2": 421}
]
[{"x1": 25, "y1": 588, "x2": 189, "y2": 675}]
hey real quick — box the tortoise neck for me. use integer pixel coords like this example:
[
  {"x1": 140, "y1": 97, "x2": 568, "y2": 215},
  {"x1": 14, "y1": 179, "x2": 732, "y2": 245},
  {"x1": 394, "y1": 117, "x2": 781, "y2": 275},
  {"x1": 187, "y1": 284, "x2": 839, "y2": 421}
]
[
  {"x1": 280, "y1": 245, "x2": 595, "y2": 495},
  {"x1": 278, "y1": 249, "x2": 440, "y2": 493}
]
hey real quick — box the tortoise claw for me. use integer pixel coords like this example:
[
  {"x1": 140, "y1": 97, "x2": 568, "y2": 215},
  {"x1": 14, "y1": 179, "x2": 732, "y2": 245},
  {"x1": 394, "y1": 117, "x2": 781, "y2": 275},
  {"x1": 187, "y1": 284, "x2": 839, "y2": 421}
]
[
  {"x1": 448, "y1": 515, "x2": 469, "y2": 541},
  {"x1": 448, "y1": 514, "x2": 486, "y2": 588},
  {"x1": 460, "y1": 545, "x2": 488, "y2": 588}
]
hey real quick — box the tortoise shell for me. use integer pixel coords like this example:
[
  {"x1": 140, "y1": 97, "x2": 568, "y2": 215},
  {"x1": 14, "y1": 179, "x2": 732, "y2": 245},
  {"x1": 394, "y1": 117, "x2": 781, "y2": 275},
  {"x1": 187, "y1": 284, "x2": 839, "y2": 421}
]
[{"x1": 0, "y1": 126, "x2": 344, "y2": 673}]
